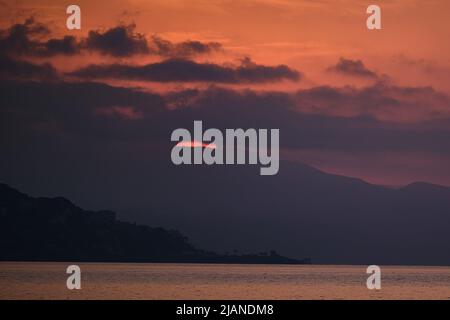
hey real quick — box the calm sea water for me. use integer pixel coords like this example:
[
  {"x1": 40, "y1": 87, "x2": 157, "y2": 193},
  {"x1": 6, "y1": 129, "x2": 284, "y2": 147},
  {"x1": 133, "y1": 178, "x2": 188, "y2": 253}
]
[{"x1": 0, "y1": 262, "x2": 449, "y2": 300}]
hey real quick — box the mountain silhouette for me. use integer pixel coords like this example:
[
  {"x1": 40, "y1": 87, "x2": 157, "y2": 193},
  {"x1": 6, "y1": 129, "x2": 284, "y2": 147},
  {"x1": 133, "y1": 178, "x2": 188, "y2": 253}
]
[
  {"x1": 125, "y1": 158, "x2": 450, "y2": 266},
  {"x1": 0, "y1": 183, "x2": 306, "y2": 264},
  {"x1": 2, "y1": 157, "x2": 450, "y2": 265}
]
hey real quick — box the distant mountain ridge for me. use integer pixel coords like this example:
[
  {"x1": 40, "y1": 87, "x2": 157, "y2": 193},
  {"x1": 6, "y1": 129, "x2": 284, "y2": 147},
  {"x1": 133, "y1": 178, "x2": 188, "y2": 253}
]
[
  {"x1": 2, "y1": 158, "x2": 450, "y2": 266},
  {"x1": 0, "y1": 183, "x2": 308, "y2": 264},
  {"x1": 125, "y1": 159, "x2": 450, "y2": 266}
]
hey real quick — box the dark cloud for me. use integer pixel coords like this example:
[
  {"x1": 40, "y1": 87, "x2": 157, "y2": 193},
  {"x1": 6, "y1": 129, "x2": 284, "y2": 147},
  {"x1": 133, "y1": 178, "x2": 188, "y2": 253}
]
[
  {"x1": 0, "y1": 54, "x2": 58, "y2": 80},
  {"x1": 151, "y1": 35, "x2": 222, "y2": 57},
  {"x1": 43, "y1": 36, "x2": 80, "y2": 56},
  {"x1": 84, "y1": 24, "x2": 150, "y2": 57},
  {"x1": 69, "y1": 58, "x2": 301, "y2": 83},
  {"x1": 0, "y1": 80, "x2": 164, "y2": 117},
  {"x1": 0, "y1": 19, "x2": 299, "y2": 84},
  {"x1": 0, "y1": 18, "x2": 79, "y2": 57},
  {"x1": 83, "y1": 27, "x2": 223, "y2": 57},
  {"x1": 0, "y1": 19, "x2": 226, "y2": 59},
  {"x1": 0, "y1": 20, "x2": 148, "y2": 57},
  {"x1": 13, "y1": 16, "x2": 50, "y2": 36},
  {"x1": 1, "y1": 80, "x2": 449, "y2": 156},
  {"x1": 295, "y1": 83, "x2": 449, "y2": 121},
  {"x1": 161, "y1": 86, "x2": 450, "y2": 154},
  {"x1": 0, "y1": 80, "x2": 166, "y2": 146},
  {"x1": 327, "y1": 58, "x2": 378, "y2": 79},
  {"x1": 0, "y1": 17, "x2": 47, "y2": 55}
]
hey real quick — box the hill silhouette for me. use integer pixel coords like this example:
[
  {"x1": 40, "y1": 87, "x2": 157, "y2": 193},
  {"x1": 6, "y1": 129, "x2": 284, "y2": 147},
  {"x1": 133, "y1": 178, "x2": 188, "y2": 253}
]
[
  {"x1": 0, "y1": 183, "x2": 308, "y2": 264},
  {"x1": 2, "y1": 159, "x2": 450, "y2": 266},
  {"x1": 123, "y1": 158, "x2": 450, "y2": 266}
]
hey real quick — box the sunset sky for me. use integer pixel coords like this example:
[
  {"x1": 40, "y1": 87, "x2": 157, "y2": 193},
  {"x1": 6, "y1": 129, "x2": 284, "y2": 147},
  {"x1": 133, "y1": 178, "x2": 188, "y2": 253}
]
[{"x1": 1, "y1": 0, "x2": 450, "y2": 188}]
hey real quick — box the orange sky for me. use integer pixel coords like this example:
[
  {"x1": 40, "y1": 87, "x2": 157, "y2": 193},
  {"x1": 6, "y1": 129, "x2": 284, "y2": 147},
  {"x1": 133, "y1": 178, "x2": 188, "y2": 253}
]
[{"x1": 2, "y1": 0, "x2": 449, "y2": 92}]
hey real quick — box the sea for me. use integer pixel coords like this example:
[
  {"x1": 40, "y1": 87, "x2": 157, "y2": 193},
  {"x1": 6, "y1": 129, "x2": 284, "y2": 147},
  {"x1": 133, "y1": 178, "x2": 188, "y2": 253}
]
[{"x1": 0, "y1": 262, "x2": 449, "y2": 300}]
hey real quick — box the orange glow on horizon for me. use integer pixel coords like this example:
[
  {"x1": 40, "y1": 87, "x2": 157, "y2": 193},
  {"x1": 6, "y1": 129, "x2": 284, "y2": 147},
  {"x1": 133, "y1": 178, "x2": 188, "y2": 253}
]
[{"x1": 176, "y1": 141, "x2": 217, "y2": 149}]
